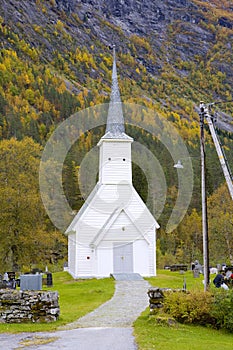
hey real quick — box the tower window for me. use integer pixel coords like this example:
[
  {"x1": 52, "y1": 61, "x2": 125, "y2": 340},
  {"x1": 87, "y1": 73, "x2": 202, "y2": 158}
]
[
  {"x1": 123, "y1": 158, "x2": 125, "y2": 161},
  {"x1": 108, "y1": 157, "x2": 111, "y2": 161}
]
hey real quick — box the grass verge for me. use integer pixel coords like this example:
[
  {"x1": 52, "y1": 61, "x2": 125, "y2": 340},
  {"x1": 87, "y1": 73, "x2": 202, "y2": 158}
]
[{"x1": 134, "y1": 309, "x2": 233, "y2": 350}]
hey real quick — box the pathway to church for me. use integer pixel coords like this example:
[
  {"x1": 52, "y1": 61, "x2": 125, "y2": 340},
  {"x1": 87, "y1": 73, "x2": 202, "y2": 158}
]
[{"x1": 0, "y1": 278, "x2": 150, "y2": 350}]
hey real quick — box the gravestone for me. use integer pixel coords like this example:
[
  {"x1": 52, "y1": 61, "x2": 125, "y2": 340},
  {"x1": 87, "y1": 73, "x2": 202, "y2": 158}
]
[{"x1": 20, "y1": 274, "x2": 42, "y2": 291}]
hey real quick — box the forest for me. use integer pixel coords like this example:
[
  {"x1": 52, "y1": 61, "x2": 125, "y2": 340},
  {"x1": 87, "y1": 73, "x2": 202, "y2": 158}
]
[{"x1": 0, "y1": 0, "x2": 233, "y2": 272}]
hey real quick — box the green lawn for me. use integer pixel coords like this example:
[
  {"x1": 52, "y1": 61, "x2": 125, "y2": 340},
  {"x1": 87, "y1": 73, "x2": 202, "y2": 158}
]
[
  {"x1": 134, "y1": 310, "x2": 233, "y2": 350},
  {"x1": 134, "y1": 269, "x2": 233, "y2": 350},
  {"x1": 0, "y1": 271, "x2": 115, "y2": 333},
  {"x1": 146, "y1": 269, "x2": 204, "y2": 290}
]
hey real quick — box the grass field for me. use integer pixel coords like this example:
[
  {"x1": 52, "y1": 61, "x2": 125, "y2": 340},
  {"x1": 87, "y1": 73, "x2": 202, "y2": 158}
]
[
  {"x1": 0, "y1": 269, "x2": 232, "y2": 349},
  {"x1": 134, "y1": 269, "x2": 233, "y2": 350}
]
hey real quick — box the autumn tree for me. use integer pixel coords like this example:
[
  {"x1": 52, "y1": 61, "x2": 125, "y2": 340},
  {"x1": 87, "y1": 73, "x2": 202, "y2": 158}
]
[
  {"x1": 175, "y1": 208, "x2": 202, "y2": 263},
  {"x1": 208, "y1": 184, "x2": 233, "y2": 265},
  {"x1": 0, "y1": 138, "x2": 67, "y2": 271}
]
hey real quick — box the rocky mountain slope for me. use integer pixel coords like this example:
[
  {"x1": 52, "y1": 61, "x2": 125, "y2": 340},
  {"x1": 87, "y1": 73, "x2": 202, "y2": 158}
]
[{"x1": 0, "y1": 0, "x2": 233, "y2": 136}]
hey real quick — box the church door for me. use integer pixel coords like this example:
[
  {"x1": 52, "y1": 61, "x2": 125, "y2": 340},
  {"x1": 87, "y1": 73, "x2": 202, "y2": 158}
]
[{"x1": 113, "y1": 243, "x2": 133, "y2": 273}]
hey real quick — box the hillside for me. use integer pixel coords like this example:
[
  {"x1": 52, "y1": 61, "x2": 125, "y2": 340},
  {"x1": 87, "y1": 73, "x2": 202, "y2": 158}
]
[
  {"x1": 1, "y1": 0, "x2": 233, "y2": 202},
  {"x1": 0, "y1": 0, "x2": 233, "y2": 270},
  {"x1": 0, "y1": 0, "x2": 233, "y2": 139}
]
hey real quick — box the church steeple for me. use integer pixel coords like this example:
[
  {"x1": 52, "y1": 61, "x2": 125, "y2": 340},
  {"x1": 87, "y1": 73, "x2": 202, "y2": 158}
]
[
  {"x1": 102, "y1": 45, "x2": 131, "y2": 140},
  {"x1": 98, "y1": 46, "x2": 133, "y2": 185}
]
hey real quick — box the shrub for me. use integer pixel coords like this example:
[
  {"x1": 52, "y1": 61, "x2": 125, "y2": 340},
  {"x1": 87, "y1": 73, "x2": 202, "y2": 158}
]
[
  {"x1": 210, "y1": 289, "x2": 233, "y2": 332},
  {"x1": 161, "y1": 289, "x2": 233, "y2": 332},
  {"x1": 162, "y1": 290, "x2": 214, "y2": 326}
]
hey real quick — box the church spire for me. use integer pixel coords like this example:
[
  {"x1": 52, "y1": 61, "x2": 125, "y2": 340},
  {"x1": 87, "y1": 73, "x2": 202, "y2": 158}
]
[{"x1": 103, "y1": 45, "x2": 128, "y2": 139}]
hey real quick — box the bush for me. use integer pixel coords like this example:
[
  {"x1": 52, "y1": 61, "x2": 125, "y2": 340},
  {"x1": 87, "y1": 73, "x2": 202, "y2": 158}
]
[
  {"x1": 210, "y1": 289, "x2": 233, "y2": 332},
  {"x1": 161, "y1": 289, "x2": 233, "y2": 332},
  {"x1": 162, "y1": 290, "x2": 214, "y2": 325}
]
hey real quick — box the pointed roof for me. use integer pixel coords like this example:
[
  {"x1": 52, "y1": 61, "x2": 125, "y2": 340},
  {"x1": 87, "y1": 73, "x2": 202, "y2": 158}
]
[
  {"x1": 90, "y1": 207, "x2": 151, "y2": 248},
  {"x1": 102, "y1": 45, "x2": 132, "y2": 140},
  {"x1": 65, "y1": 183, "x2": 159, "y2": 238}
]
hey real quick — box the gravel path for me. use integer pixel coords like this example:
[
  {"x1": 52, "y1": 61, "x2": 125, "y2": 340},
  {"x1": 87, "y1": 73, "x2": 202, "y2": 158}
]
[
  {"x1": 0, "y1": 280, "x2": 150, "y2": 350},
  {"x1": 59, "y1": 280, "x2": 150, "y2": 329}
]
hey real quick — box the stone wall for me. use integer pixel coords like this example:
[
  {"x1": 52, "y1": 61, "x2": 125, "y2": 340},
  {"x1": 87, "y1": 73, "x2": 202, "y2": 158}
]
[
  {"x1": 147, "y1": 287, "x2": 167, "y2": 312},
  {"x1": 0, "y1": 289, "x2": 59, "y2": 323},
  {"x1": 148, "y1": 287, "x2": 186, "y2": 313}
]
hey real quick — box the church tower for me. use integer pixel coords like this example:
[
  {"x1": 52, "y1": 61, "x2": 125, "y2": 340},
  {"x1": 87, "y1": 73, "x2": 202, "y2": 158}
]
[
  {"x1": 98, "y1": 46, "x2": 133, "y2": 185},
  {"x1": 65, "y1": 47, "x2": 159, "y2": 278}
]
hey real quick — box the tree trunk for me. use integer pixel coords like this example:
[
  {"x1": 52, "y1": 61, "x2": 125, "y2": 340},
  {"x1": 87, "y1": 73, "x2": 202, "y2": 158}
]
[{"x1": 11, "y1": 243, "x2": 19, "y2": 271}]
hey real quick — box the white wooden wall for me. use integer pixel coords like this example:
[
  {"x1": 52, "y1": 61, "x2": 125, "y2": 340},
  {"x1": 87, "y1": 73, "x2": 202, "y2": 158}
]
[
  {"x1": 99, "y1": 140, "x2": 132, "y2": 184},
  {"x1": 68, "y1": 233, "x2": 77, "y2": 278}
]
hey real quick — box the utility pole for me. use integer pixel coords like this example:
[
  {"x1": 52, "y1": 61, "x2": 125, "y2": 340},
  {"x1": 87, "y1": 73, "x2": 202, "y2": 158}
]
[
  {"x1": 199, "y1": 102, "x2": 210, "y2": 291},
  {"x1": 199, "y1": 99, "x2": 233, "y2": 290}
]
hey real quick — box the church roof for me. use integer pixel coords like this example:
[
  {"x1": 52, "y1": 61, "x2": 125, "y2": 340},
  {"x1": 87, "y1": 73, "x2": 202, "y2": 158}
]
[
  {"x1": 65, "y1": 183, "x2": 159, "y2": 240},
  {"x1": 65, "y1": 182, "x2": 100, "y2": 234},
  {"x1": 101, "y1": 46, "x2": 132, "y2": 140},
  {"x1": 90, "y1": 207, "x2": 151, "y2": 248}
]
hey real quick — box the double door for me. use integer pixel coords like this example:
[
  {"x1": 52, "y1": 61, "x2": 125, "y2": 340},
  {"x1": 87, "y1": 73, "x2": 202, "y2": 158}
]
[{"x1": 113, "y1": 243, "x2": 133, "y2": 273}]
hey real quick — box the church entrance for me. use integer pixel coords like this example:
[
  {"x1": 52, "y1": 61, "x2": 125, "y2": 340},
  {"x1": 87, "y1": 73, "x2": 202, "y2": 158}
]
[{"x1": 113, "y1": 242, "x2": 133, "y2": 273}]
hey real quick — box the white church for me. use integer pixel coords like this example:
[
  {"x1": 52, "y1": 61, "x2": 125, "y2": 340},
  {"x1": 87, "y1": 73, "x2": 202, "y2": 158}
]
[{"x1": 65, "y1": 47, "x2": 159, "y2": 278}]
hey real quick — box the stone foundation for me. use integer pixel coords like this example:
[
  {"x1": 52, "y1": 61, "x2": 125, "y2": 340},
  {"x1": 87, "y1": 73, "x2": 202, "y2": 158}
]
[{"x1": 0, "y1": 289, "x2": 59, "y2": 323}]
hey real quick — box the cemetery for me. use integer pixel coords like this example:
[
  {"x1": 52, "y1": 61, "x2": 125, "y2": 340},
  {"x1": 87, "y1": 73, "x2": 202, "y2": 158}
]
[{"x1": 0, "y1": 271, "x2": 59, "y2": 323}]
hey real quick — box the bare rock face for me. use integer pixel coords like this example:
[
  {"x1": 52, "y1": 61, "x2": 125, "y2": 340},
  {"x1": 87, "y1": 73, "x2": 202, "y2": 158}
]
[
  {"x1": 55, "y1": 0, "x2": 75, "y2": 13},
  {"x1": 75, "y1": 0, "x2": 221, "y2": 78},
  {"x1": 79, "y1": 0, "x2": 203, "y2": 33},
  {"x1": 0, "y1": 0, "x2": 229, "y2": 68}
]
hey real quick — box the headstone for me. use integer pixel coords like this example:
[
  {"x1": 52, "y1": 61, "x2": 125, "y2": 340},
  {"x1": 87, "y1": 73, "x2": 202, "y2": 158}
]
[
  {"x1": 46, "y1": 272, "x2": 53, "y2": 287},
  {"x1": 193, "y1": 268, "x2": 200, "y2": 278},
  {"x1": 20, "y1": 274, "x2": 42, "y2": 291},
  {"x1": 3, "y1": 272, "x2": 9, "y2": 281}
]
